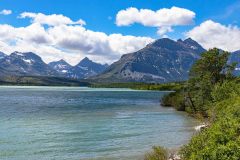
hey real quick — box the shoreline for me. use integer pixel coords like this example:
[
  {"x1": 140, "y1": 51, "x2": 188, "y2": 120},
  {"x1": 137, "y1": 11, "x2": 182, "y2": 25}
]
[{"x1": 0, "y1": 86, "x2": 199, "y2": 160}]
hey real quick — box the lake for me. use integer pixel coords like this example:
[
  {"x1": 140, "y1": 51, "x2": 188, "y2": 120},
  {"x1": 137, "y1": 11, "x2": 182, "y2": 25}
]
[{"x1": 0, "y1": 86, "x2": 199, "y2": 160}]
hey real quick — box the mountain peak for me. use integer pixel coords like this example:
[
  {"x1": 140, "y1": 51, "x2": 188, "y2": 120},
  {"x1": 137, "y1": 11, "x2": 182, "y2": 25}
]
[
  {"x1": 152, "y1": 38, "x2": 175, "y2": 45},
  {"x1": 183, "y1": 38, "x2": 198, "y2": 44},
  {"x1": 78, "y1": 57, "x2": 94, "y2": 66},
  {"x1": 148, "y1": 38, "x2": 178, "y2": 48},
  {"x1": 57, "y1": 59, "x2": 70, "y2": 65},
  {"x1": 48, "y1": 59, "x2": 71, "y2": 73},
  {"x1": 11, "y1": 51, "x2": 41, "y2": 59},
  {"x1": 147, "y1": 38, "x2": 187, "y2": 51},
  {"x1": 59, "y1": 59, "x2": 66, "y2": 62},
  {"x1": 177, "y1": 39, "x2": 183, "y2": 42},
  {"x1": 71, "y1": 57, "x2": 108, "y2": 78},
  {"x1": 94, "y1": 37, "x2": 206, "y2": 83},
  {"x1": 0, "y1": 51, "x2": 57, "y2": 76},
  {"x1": 11, "y1": 51, "x2": 23, "y2": 56},
  {"x1": 49, "y1": 59, "x2": 71, "y2": 66},
  {"x1": 181, "y1": 38, "x2": 206, "y2": 54},
  {"x1": 81, "y1": 57, "x2": 91, "y2": 62},
  {"x1": 0, "y1": 51, "x2": 6, "y2": 59}
]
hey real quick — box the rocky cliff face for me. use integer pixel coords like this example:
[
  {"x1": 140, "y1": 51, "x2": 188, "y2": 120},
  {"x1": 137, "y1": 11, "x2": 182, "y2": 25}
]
[
  {"x1": 48, "y1": 57, "x2": 108, "y2": 79},
  {"x1": 67, "y1": 57, "x2": 108, "y2": 79},
  {"x1": 93, "y1": 38, "x2": 206, "y2": 83},
  {"x1": 1, "y1": 38, "x2": 239, "y2": 83},
  {"x1": 0, "y1": 51, "x2": 108, "y2": 79},
  {"x1": 48, "y1": 59, "x2": 72, "y2": 74},
  {"x1": 0, "y1": 51, "x2": 57, "y2": 76}
]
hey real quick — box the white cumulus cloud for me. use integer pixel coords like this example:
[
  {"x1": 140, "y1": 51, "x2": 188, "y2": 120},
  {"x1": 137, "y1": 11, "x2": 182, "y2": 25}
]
[
  {"x1": 186, "y1": 20, "x2": 240, "y2": 52},
  {"x1": 0, "y1": 9, "x2": 12, "y2": 15},
  {"x1": 0, "y1": 12, "x2": 154, "y2": 65},
  {"x1": 157, "y1": 26, "x2": 173, "y2": 36},
  {"x1": 19, "y1": 12, "x2": 86, "y2": 26},
  {"x1": 116, "y1": 7, "x2": 195, "y2": 36}
]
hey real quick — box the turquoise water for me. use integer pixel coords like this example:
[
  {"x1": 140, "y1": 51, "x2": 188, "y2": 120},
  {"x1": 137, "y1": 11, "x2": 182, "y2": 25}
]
[{"x1": 0, "y1": 86, "x2": 198, "y2": 160}]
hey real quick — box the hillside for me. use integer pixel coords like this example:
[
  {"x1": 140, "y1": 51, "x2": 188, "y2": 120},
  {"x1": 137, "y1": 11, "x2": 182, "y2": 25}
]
[
  {"x1": 0, "y1": 51, "x2": 108, "y2": 80},
  {"x1": 92, "y1": 38, "x2": 206, "y2": 83},
  {"x1": 0, "y1": 75, "x2": 90, "y2": 86}
]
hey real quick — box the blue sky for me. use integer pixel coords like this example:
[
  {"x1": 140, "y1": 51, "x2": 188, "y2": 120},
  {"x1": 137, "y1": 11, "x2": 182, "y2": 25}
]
[
  {"x1": 0, "y1": 0, "x2": 240, "y2": 64},
  {"x1": 0, "y1": 0, "x2": 239, "y2": 38}
]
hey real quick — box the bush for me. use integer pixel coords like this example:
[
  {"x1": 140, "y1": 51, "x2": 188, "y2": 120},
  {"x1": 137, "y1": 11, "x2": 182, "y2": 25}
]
[
  {"x1": 180, "y1": 96, "x2": 240, "y2": 160},
  {"x1": 161, "y1": 91, "x2": 186, "y2": 111},
  {"x1": 160, "y1": 49, "x2": 239, "y2": 159},
  {"x1": 144, "y1": 146, "x2": 168, "y2": 160},
  {"x1": 211, "y1": 81, "x2": 240, "y2": 102}
]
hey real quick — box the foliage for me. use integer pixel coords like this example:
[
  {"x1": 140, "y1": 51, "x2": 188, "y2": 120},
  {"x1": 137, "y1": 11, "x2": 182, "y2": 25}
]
[
  {"x1": 91, "y1": 82, "x2": 184, "y2": 91},
  {"x1": 186, "y1": 48, "x2": 236, "y2": 114},
  {"x1": 211, "y1": 80, "x2": 240, "y2": 102},
  {"x1": 161, "y1": 80, "x2": 240, "y2": 160},
  {"x1": 144, "y1": 146, "x2": 168, "y2": 160},
  {"x1": 161, "y1": 91, "x2": 186, "y2": 111},
  {"x1": 162, "y1": 48, "x2": 236, "y2": 116},
  {"x1": 160, "y1": 48, "x2": 240, "y2": 159},
  {"x1": 0, "y1": 76, "x2": 90, "y2": 86},
  {"x1": 181, "y1": 95, "x2": 240, "y2": 160},
  {"x1": 189, "y1": 48, "x2": 235, "y2": 85}
]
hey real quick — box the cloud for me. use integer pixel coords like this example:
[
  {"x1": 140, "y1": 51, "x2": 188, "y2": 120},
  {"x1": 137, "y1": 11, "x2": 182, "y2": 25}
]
[
  {"x1": 48, "y1": 25, "x2": 153, "y2": 58},
  {"x1": 0, "y1": 12, "x2": 154, "y2": 64},
  {"x1": 157, "y1": 26, "x2": 173, "y2": 36},
  {"x1": 116, "y1": 7, "x2": 195, "y2": 36},
  {"x1": 0, "y1": 23, "x2": 52, "y2": 44},
  {"x1": 19, "y1": 12, "x2": 86, "y2": 26},
  {"x1": 186, "y1": 20, "x2": 240, "y2": 52},
  {"x1": 0, "y1": 9, "x2": 12, "y2": 15}
]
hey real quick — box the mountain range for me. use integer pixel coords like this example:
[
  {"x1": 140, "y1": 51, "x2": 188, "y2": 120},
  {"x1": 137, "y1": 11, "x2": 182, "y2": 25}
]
[
  {"x1": 0, "y1": 52, "x2": 6, "y2": 59},
  {"x1": 0, "y1": 38, "x2": 239, "y2": 83},
  {"x1": 0, "y1": 51, "x2": 108, "y2": 79},
  {"x1": 92, "y1": 38, "x2": 206, "y2": 82},
  {"x1": 48, "y1": 57, "x2": 108, "y2": 79}
]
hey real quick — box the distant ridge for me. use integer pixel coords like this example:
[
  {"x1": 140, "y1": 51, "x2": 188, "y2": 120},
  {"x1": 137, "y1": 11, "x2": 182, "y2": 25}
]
[
  {"x1": 0, "y1": 37, "x2": 239, "y2": 83},
  {"x1": 0, "y1": 51, "x2": 6, "y2": 59},
  {"x1": 0, "y1": 52, "x2": 108, "y2": 79},
  {"x1": 0, "y1": 51, "x2": 57, "y2": 77},
  {"x1": 48, "y1": 57, "x2": 108, "y2": 79},
  {"x1": 48, "y1": 59, "x2": 72, "y2": 74},
  {"x1": 92, "y1": 38, "x2": 206, "y2": 83}
]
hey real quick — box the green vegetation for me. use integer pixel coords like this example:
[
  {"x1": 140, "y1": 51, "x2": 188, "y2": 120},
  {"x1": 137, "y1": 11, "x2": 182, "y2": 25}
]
[
  {"x1": 161, "y1": 91, "x2": 186, "y2": 111},
  {"x1": 1, "y1": 49, "x2": 238, "y2": 159},
  {"x1": 91, "y1": 82, "x2": 183, "y2": 91},
  {"x1": 144, "y1": 146, "x2": 168, "y2": 160},
  {"x1": 162, "y1": 48, "x2": 236, "y2": 116},
  {"x1": 181, "y1": 81, "x2": 240, "y2": 160},
  {"x1": 94, "y1": 48, "x2": 240, "y2": 159},
  {"x1": 0, "y1": 76, "x2": 90, "y2": 86},
  {"x1": 157, "y1": 48, "x2": 240, "y2": 159}
]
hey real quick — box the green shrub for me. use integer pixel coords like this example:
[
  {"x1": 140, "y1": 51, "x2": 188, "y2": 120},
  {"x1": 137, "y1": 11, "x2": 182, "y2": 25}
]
[
  {"x1": 180, "y1": 96, "x2": 240, "y2": 160},
  {"x1": 144, "y1": 146, "x2": 168, "y2": 160},
  {"x1": 211, "y1": 81, "x2": 240, "y2": 102},
  {"x1": 160, "y1": 49, "x2": 239, "y2": 159},
  {"x1": 161, "y1": 91, "x2": 186, "y2": 111}
]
